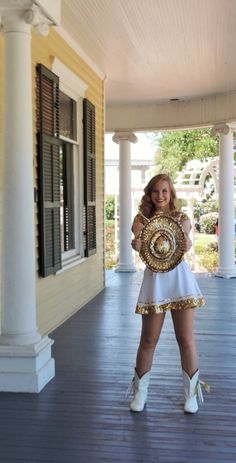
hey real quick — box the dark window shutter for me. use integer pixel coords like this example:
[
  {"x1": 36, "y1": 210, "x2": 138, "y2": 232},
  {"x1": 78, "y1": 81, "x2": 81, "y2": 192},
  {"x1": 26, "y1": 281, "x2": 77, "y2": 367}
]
[
  {"x1": 36, "y1": 64, "x2": 62, "y2": 276},
  {"x1": 83, "y1": 99, "x2": 96, "y2": 257}
]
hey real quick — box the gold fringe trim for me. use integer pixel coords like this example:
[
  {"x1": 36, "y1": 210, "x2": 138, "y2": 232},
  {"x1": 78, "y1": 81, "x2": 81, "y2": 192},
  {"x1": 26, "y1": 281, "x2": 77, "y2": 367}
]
[{"x1": 135, "y1": 297, "x2": 205, "y2": 315}]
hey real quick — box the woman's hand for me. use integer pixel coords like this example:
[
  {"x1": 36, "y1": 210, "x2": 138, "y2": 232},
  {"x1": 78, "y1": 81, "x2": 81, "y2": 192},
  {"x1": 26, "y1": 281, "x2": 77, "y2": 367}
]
[
  {"x1": 131, "y1": 237, "x2": 142, "y2": 252},
  {"x1": 131, "y1": 219, "x2": 144, "y2": 252}
]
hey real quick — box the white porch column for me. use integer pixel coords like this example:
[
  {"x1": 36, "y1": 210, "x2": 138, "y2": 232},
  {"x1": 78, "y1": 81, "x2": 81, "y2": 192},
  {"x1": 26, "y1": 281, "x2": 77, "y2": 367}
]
[
  {"x1": 112, "y1": 132, "x2": 138, "y2": 272},
  {"x1": 0, "y1": 6, "x2": 55, "y2": 392},
  {"x1": 212, "y1": 123, "x2": 236, "y2": 278}
]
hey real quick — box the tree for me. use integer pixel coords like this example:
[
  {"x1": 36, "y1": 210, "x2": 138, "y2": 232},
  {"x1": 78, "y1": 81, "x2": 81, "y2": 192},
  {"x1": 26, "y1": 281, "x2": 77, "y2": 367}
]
[{"x1": 153, "y1": 128, "x2": 218, "y2": 180}]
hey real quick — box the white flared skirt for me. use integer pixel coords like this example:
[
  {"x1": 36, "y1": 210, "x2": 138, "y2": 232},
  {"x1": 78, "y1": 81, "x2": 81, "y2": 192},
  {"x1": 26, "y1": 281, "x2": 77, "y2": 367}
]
[{"x1": 136, "y1": 260, "x2": 205, "y2": 315}]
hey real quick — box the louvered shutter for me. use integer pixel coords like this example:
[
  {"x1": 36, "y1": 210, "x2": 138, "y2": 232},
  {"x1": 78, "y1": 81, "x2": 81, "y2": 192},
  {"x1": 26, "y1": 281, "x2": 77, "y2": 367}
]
[
  {"x1": 83, "y1": 99, "x2": 96, "y2": 256},
  {"x1": 36, "y1": 64, "x2": 62, "y2": 276}
]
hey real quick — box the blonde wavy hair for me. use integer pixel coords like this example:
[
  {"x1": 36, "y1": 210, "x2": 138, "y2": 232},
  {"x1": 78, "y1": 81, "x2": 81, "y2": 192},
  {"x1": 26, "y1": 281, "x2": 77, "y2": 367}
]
[{"x1": 139, "y1": 174, "x2": 178, "y2": 218}]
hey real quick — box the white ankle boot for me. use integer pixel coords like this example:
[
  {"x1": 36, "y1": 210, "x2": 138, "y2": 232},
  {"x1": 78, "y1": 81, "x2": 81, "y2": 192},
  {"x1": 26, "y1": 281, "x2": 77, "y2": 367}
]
[
  {"x1": 182, "y1": 369, "x2": 203, "y2": 414},
  {"x1": 130, "y1": 370, "x2": 150, "y2": 412}
]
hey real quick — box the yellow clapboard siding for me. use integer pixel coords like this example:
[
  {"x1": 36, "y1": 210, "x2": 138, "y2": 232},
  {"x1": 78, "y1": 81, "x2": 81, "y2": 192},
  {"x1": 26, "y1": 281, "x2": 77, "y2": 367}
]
[
  {"x1": 38, "y1": 285, "x2": 103, "y2": 335},
  {"x1": 33, "y1": 30, "x2": 104, "y2": 332},
  {"x1": 37, "y1": 259, "x2": 104, "y2": 334},
  {"x1": 0, "y1": 32, "x2": 105, "y2": 334}
]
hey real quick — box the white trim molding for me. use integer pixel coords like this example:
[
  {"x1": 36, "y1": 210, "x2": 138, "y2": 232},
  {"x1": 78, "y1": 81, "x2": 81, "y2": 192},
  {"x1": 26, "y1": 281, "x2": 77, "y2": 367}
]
[
  {"x1": 52, "y1": 57, "x2": 88, "y2": 98},
  {"x1": 33, "y1": 0, "x2": 61, "y2": 25},
  {"x1": 0, "y1": 337, "x2": 55, "y2": 392},
  {"x1": 53, "y1": 60, "x2": 86, "y2": 265},
  {"x1": 106, "y1": 91, "x2": 236, "y2": 133}
]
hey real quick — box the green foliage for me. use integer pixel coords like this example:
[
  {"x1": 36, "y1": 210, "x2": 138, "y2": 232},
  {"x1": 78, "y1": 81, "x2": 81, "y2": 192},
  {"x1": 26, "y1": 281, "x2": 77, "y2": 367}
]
[
  {"x1": 153, "y1": 128, "x2": 218, "y2": 180},
  {"x1": 105, "y1": 195, "x2": 115, "y2": 220},
  {"x1": 206, "y1": 241, "x2": 218, "y2": 252},
  {"x1": 197, "y1": 251, "x2": 218, "y2": 272},
  {"x1": 193, "y1": 233, "x2": 218, "y2": 271},
  {"x1": 199, "y1": 212, "x2": 218, "y2": 234},
  {"x1": 105, "y1": 220, "x2": 117, "y2": 269},
  {"x1": 193, "y1": 200, "x2": 218, "y2": 218}
]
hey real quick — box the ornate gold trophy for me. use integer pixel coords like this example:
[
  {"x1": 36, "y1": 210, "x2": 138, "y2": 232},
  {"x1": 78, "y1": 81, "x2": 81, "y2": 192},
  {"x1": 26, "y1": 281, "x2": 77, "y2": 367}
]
[{"x1": 139, "y1": 213, "x2": 185, "y2": 272}]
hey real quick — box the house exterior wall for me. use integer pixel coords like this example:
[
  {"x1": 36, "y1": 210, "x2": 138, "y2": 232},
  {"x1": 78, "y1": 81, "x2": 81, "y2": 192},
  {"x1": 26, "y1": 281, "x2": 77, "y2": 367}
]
[{"x1": 0, "y1": 29, "x2": 105, "y2": 335}]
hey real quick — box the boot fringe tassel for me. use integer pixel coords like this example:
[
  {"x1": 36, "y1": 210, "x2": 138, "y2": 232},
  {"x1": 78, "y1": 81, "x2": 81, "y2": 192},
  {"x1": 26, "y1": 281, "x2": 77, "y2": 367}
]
[{"x1": 195, "y1": 379, "x2": 210, "y2": 404}]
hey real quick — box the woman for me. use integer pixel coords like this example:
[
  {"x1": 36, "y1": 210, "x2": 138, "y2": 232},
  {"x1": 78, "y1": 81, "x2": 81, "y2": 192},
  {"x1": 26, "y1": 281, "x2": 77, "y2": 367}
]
[{"x1": 130, "y1": 174, "x2": 205, "y2": 414}]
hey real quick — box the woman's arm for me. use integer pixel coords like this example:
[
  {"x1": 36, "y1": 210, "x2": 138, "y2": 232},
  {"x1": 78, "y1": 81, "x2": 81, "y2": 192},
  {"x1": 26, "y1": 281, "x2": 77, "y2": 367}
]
[
  {"x1": 181, "y1": 218, "x2": 192, "y2": 252},
  {"x1": 131, "y1": 215, "x2": 144, "y2": 252}
]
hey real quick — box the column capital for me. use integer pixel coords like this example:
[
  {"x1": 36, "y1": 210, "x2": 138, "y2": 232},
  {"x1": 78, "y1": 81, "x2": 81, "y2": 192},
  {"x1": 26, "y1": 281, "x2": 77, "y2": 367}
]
[
  {"x1": 23, "y1": 6, "x2": 50, "y2": 36},
  {"x1": 0, "y1": 1, "x2": 60, "y2": 36},
  {"x1": 112, "y1": 131, "x2": 138, "y2": 144},
  {"x1": 211, "y1": 122, "x2": 236, "y2": 136}
]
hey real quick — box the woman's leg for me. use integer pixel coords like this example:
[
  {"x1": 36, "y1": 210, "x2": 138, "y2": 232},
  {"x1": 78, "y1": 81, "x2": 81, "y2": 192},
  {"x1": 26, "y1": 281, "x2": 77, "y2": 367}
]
[
  {"x1": 171, "y1": 309, "x2": 198, "y2": 377},
  {"x1": 130, "y1": 313, "x2": 165, "y2": 411},
  {"x1": 135, "y1": 313, "x2": 166, "y2": 377}
]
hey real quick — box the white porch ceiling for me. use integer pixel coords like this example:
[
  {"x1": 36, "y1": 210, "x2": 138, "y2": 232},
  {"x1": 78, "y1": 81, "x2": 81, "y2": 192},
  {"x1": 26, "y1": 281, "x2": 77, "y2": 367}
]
[{"x1": 61, "y1": 0, "x2": 236, "y2": 106}]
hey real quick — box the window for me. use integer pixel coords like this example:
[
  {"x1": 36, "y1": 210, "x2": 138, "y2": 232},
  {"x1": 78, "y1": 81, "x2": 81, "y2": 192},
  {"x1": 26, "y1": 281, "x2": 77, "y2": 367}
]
[
  {"x1": 59, "y1": 91, "x2": 77, "y2": 140},
  {"x1": 59, "y1": 91, "x2": 76, "y2": 255},
  {"x1": 36, "y1": 62, "x2": 97, "y2": 277},
  {"x1": 60, "y1": 140, "x2": 74, "y2": 253}
]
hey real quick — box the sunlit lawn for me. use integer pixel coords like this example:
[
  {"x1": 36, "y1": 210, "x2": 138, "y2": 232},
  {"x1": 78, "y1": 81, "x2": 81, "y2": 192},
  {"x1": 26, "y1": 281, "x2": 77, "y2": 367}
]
[{"x1": 194, "y1": 232, "x2": 216, "y2": 252}]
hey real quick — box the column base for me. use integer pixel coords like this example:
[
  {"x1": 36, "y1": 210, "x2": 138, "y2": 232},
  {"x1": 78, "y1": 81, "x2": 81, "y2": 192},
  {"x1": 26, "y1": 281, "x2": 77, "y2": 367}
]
[
  {"x1": 115, "y1": 263, "x2": 136, "y2": 273},
  {"x1": 0, "y1": 336, "x2": 55, "y2": 392},
  {"x1": 214, "y1": 267, "x2": 236, "y2": 278}
]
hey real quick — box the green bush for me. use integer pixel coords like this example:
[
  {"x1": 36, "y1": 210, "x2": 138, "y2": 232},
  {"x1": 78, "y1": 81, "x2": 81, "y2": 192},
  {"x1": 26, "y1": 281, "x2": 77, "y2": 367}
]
[
  {"x1": 200, "y1": 212, "x2": 218, "y2": 234},
  {"x1": 197, "y1": 251, "x2": 218, "y2": 272},
  {"x1": 206, "y1": 241, "x2": 218, "y2": 252},
  {"x1": 194, "y1": 200, "x2": 218, "y2": 217},
  {"x1": 105, "y1": 195, "x2": 115, "y2": 220},
  {"x1": 106, "y1": 255, "x2": 118, "y2": 270},
  {"x1": 193, "y1": 232, "x2": 218, "y2": 272},
  {"x1": 105, "y1": 219, "x2": 117, "y2": 269}
]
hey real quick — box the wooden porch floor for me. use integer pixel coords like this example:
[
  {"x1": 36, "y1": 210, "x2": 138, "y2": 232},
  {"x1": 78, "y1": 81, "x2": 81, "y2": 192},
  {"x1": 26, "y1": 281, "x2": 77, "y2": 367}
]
[{"x1": 0, "y1": 271, "x2": 236, "y2": 463}]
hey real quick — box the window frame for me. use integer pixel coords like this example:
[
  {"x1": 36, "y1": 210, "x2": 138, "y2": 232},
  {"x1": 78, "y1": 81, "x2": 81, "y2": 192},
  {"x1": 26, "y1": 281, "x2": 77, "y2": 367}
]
[{"x1": 52, "y1": 59, "x2": 88, "y2": 268}]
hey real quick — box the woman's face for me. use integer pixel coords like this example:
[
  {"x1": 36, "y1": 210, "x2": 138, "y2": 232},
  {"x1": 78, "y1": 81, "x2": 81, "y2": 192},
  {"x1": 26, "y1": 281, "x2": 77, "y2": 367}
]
[{"x1": 151, "y1": 179, "x2": 171, "y2": 211}]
